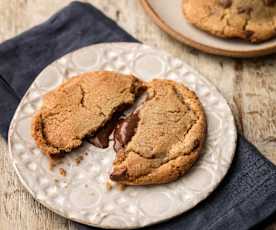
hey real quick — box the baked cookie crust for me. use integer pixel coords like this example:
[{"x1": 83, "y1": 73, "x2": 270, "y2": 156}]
[
  {"x1": 111, "y1": 80, "x2": 206, "y2": 185},
  {"x1": 32, "y1": 71, "x2": 143, "y2": 157}
]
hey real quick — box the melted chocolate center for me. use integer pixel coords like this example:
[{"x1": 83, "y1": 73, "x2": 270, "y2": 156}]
[
  {"x1": 86, "y1": 103, "x2": 130, "y2": 148},
  {"x1": 113, "y1": 112, "x2": 140, "y2": 152},
  {"x1": 87, "y1": 88, "x2": 147, "y2": 149},
  {"x1": 86, "y1": 115, "x2": 119, "y2": 148}
]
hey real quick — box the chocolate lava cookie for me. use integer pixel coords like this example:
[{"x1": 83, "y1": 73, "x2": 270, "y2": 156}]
[
  {"x1": 182, "y1": 0, "x2": 276, "y2": 43},
  {"x1": 110, "y1": 80, "x2": 206, "y2": 185},
  {"x1": 32, "y1": 71, "x2": 143, "y2": 158}
]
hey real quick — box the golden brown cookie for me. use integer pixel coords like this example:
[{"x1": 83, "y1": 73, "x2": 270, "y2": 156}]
[
  {"x1": 182, "y1": 0, "x2": 276, "y2": 43},
  {"x1": 110, "y1": 80, "x2": 206, "y2": 185},
  {"x1": 32, "y1": 71, "x2": 143, "y2": 158}
]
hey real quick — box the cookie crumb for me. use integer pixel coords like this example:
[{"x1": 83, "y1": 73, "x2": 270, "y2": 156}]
[
  {"x1": 84, "y1": 152, "x2": 88, "y2": 156},
  {"x1": 75, "y1": 155, "x2": 84, "y2": 165},
  {"x1": 59, "y1": 168, "x2": 67, "y2": 176},
  {"x1": 48, "y1": 158, "x2": 63, "y2": 170},
  {"x1": 117, "y1": 183, "x2": 126, "y2": 191},
  {"x1": 106, "y1": 181, "x2": 113, "y2": 191},
  {"x1": 54, "y1": 179, "x2": 59, "y2": 183},
  {"x1": 49, "y1": 161, "x2": 55, "y2": 171}
]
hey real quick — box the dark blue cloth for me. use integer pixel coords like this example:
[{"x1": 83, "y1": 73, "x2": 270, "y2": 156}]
[{"x1": 0, "y1": 2, "x2": 275, "y2": 230}]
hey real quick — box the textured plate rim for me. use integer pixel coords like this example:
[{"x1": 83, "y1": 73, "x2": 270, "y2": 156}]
[
  {"x1": 8, "y1": 42, "x2": 237, "y2": 229},
  {"x1": 140, "y1": 0, "x2": 276, "y2": 58}
]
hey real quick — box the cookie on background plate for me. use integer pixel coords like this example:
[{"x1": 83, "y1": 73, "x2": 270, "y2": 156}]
[
  {"x1": 32, "y1": 71, "x2": 143, "y2": 158},
  {"x1": 111, "y1": 79, "x2": 206, "y2": 185},
  {"x1": 182, "y1": 0, "x2": 276, "y2": 43}
]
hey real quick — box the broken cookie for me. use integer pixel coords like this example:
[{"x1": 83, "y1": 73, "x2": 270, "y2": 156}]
[
  {"x1": 32, "y1": 71, "x2": 143, "y2": 158},
  {"x1": 110, "y1": 80, "x2": 206, "y2": 185}
]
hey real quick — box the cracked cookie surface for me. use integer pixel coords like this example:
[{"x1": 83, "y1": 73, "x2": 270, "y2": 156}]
[
  {"x1": 111, "y1": 80, "x2": 206, "y2": 185},
  {"x1": 32, "y1": 71, "x2": 143, "y2": 157},
  {"x1": 182, "y1": 0, "x2": 276, "y2": 43}
]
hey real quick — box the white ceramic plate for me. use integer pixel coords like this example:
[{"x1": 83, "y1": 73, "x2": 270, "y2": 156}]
[
  {"x1": 8, "y1": 43, "x2": 237, "y2": 229},
  {"x1": 141, "y1": 0, "x2": 276, "y2": 57}
]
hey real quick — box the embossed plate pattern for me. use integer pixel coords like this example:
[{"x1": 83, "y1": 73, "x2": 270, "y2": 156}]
[{"x1": 8, "y1": 43, "x2": 237, "y2": 229}]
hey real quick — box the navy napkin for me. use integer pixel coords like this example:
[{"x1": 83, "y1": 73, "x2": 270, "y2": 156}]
[{"x1": 0, "y1": 2, "x2": 275, "y2": 230}]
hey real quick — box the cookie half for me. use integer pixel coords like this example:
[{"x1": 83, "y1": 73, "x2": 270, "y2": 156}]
[
  {"x1": 110, "y1": 80, "x2": 206, "y2": 185},
  {"x1": 182, "y1": 0, "x2": 276, "y2": 43},
  {"x1": 32, "y1": 71, "x2": 143, "y2": 157}
]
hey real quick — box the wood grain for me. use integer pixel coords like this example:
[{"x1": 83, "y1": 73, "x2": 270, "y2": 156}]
[{"x1": 0, "y1": 0, "x2": 275, "y2": 229}]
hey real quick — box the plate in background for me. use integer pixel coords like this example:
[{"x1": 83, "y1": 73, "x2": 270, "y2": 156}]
[
  {"x1": 8, "y1": 42, "x2": 237, "y2": 229},
  {"x1": 140, "y1": 0, "x2": 276, "y2": 58}
]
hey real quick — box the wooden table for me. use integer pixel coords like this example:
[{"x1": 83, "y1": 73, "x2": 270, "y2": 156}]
[{"x1": 0, "y1": 1, "x2": 275, "y2": 229}]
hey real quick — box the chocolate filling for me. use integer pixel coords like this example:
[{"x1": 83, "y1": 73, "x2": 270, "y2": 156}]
[
  {"x1": 110, "y1": 166, "x2": 128, "y2": 181},
  {"x1": 113, "y1": 112, "x2": 140, "y2": 152},
  {"x1": 87, "y1": 86, "x2": 147, "y2": 149},
  {"x1": 86, "y1": 113, "x2": 120, "y2": 148},
  {"x1": 219, "y1": 0, "x2": 232, "y2": 8},
  {"x1": 263, "y1": 0, "x2": 275, "y2": 6}
]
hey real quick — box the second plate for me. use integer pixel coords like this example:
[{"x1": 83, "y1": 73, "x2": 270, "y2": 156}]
[{"x1": 141, "y1": 0, "x2": 276, "y2": 57}]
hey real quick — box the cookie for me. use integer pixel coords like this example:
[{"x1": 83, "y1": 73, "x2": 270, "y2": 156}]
[
  {"x1": 110, "y1": 80, "x2": 206, "y2": 185},
  {"x1": 182, "y1": 0, "x2": 276, "y2": 43},
  {"x1": 32, "y1": 71, "x2": 143, "y2": 157}
]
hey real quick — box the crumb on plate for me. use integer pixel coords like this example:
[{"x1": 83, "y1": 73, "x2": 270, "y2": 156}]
[
  {"x1": 117, "y1": 183, "x2": 126, "y2": 191},
  {"x1": 75, "y1": 155, "x2": 84, "y2": 165},
  {"x1": 59, "y1": 168, "x2": 67, "y2": 176},
  {"x1": 106, "y1": 180, "x2": 113, "y2": 191},
  {"x1": 48, "y1": 158, "x2": 63, "y2": 170}
]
